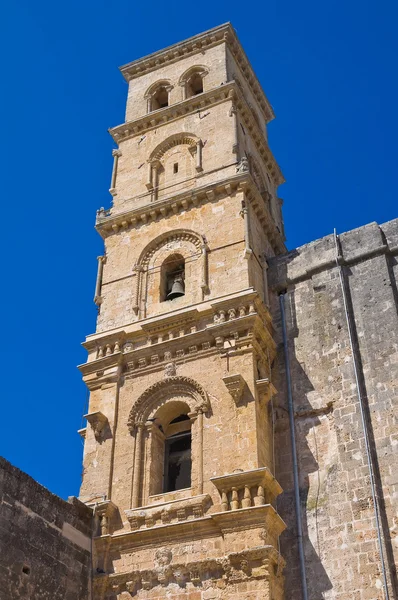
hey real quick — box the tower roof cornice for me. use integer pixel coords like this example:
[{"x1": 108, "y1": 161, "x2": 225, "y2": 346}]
[{"x1": 119, "y1": 23, "x2": 275, "y2": 124}]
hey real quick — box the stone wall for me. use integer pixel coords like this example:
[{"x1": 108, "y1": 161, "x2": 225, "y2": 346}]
[
  {"x1": 268, "y1": 219, "x2": 398, "y2": 600},
  {"x1": 0, "y1": 457, "x2": 93, "y2": 600}
]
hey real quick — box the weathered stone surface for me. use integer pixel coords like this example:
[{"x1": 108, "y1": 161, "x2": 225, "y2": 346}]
[
  {"x1": 269, "y1": 218, "x2": 398, "y2": 600},
  {"x1": 0, "y1": 457, "x2": 93, "y2": 600}
]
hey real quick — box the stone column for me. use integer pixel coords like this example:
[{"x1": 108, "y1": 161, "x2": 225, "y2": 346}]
[
  {"x1": 230, "y1": 104, "x2": 239, "y2": 156},
  {"x1": 195, "y1": 140, "x2": 203, "y2": 172},
  {"x1": 132, "y1": 423, "x2": 144, "y2": 508},
  {"x1": 94, "y1": 256, "x2": 106, "y2": 305},
  {"x1": 241, "y1": 200, "x2": 252, "y2": 259},
  {"x1": 262, "y1": 256, "x2": 270, "y2": 306},
  {"x1": 146, "y1": 162, "x2": 153, "y2": 190},
  {"x1": 197, "y1": 410, "x2": 204, "y2": 494},
  {"x1": 201, "y1": 241, "x2": 209, "y2": 297},
  {"x1": 110, "y1": 149, "x2": 121, "y2": 195}
]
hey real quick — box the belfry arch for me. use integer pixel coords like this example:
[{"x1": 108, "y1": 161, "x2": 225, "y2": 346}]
[
  {"x1": 132, "y1": 229, "x2": 209, "y2": 318},
  {"x1": 146, "y1": 133, "x2": 204, "y2": 199}
]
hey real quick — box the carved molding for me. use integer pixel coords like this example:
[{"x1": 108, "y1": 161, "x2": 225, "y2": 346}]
[
  {"x1": 125, "y1": 494, "x2": 211, "y2": 530},
  {"x1": 94, "y1": 545, "x2": 283, "y2": 597},
  {"x1": 127, "y1": 375, "x2": 210, "y2": 431},
  {"x1": 149, "y1": 132, "x2": 200, "y2": 162},
  {"x1": 137, "y1": 229, "x2": 204, "y2": 268}
]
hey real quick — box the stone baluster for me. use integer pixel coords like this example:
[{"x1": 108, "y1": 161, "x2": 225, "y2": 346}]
[
  {"x1": 242, "y1": 485, "x2": 251, "y2": 508},
  {"x1": 231, "y1": 487, "x2": 239, "y2": 510},
  {"x1": 254, "y1": 484, "x2": 265, "y2": 506},
  {"x1": 221, "y1": 490, "x2": 229, "y2": 511}
]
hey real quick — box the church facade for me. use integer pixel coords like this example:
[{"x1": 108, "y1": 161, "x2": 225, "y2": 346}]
[{"x1": 77, "y1": 23, "x2": 398, "y2": 600}]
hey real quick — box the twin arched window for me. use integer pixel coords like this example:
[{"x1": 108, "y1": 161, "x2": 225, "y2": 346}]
[{"x1": 145, "y1": 67, "x2": 208, "y2": 114}]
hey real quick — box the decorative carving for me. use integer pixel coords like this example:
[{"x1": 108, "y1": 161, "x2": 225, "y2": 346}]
[
  {"x1": 137, "y1": 229, "x2": 204, "y2": 269},
  {"x1": 100, "y1": 546, "x2": 284, "y2": 595},
  {"x1": 155, "y1": 548, "x2": 172, "y2": 567},
  {"x1": 236, "y1": 156, "x2": 249, "y2": 173},
  {"x1": 84, "y1": 411, "x2": 108, "y2": 441},
  {"x1": 164, "y1": 362, "x2": 176, "y2": 377},
  {"x1": 128, "y1": 375, "x2": 210, "y2": 432},
  {"x1": 222, "y1": 374, "x2": 245, "y2": 403},
  {"x1": 125, "y1": 494, "x2": 211, "y2": 530}
]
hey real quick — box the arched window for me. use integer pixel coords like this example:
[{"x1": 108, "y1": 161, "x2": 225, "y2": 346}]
[
  {"x1": 152, "y1": 86, "x2": 169, "y2": 110},
  {"x1": 145, "y1": 81, "x2": 172, "y2": 113},
  {"x1": 160, "y1": 253, "x2": 185, "y2": 301},
  {"x1": 163, "y1": 414, "x2": 192, "y2": 492},
  {"x1": 179, "y1": 67, "x2": 208, "y2": 100},
  {"x1": 186, "y1": 72, "x2": 204, "y2": 97},
  {"x1": 149, "y1": 402, "x2": 192, "y2": 496}
]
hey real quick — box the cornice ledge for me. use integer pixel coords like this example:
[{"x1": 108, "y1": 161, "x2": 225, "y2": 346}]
[
  {"x1": 119, "y1": 23, "x2": 232, "y2": 81},
  {"x1": 95, "y1": 172, "x2": 246, "y2": 233}
]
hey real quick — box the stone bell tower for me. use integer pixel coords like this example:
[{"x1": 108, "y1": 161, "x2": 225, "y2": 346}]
[{"x1": 79, "y1": 23, "x2": 287, "y2": 600}]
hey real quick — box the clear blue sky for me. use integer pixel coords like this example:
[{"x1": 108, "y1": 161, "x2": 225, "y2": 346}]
[{"x1": 0, "y1": 0, "x2": 396, "y2": 499}]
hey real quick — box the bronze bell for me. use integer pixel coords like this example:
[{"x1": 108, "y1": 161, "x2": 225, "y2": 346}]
[{"x1": 167, "y1": 274, "x2": 185, "y2": 300}]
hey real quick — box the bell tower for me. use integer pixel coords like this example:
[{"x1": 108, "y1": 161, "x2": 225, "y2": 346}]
[{"x1": 79, "y1": 23, "x2": 287, "y2": 600}]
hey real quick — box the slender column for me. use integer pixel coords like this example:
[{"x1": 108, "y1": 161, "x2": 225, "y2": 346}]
[
  {"x1": 146, "y1": 97, "x2": 151, "y2": 113},
  {"x1": 132, "y1": 423, "x2": 144, "y2": 508},
  {"x1": 197, "y1": 410, "x2": 204, "y2": 494},
  {"x1": 262, "y1": 256, "x2": 270, "y2": 306},
  {"x1": 94, "y1": 256, "x2": 106, "y2": 305},
  {"x1": 110, "y1": 149, "x2": 121, "y2": 195},
  {"x1": 195, "y1": 140, "x2": 203, "y2": 172},
  {"x1": 152, "y1": 160, "x2": 160, "y2": 201},
  {"x1": 146, "y1": 162, "x2": 153, "y2": 190},
  {"x1": 230, "y1": 104, "x2": 239, "y2": 156},
  {"x1": 132, "y1": 265, "x2": 143, "y2": 315},
  {"x1": 241, "y1": 200, "x2": 252, "y2": 259},
  {"x1": 201, "y1": 241, "x2": 209, "y2": 297}
]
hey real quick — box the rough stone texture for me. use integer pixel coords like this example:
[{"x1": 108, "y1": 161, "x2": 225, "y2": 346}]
[
  {"x1": 0, "y1": 457, "x2": 93, "y2": 600},
  {"x1": 268, "y1": 219, "x2": 398, "y2": 600}
]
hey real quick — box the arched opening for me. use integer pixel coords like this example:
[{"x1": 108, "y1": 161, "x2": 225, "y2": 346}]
[
  {"x1": 186, "y1": 72, "x2": 204, "y2": 97},
  {"x1": 149, "y1": 401, "x2": 192, "y2": 496},
  {"x1": 151, "y1": 86, "x2": 169, "y2": 110},
  {"x1": 160, "y1": 253, "x2": 185, "y2": 301},
  {"x1": 163, "y1": 413, "x2": 192, "y2": 492}
]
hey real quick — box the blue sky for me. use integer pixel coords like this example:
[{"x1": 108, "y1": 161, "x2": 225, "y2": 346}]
[{"x1": 0, "y1": 0, "x2": 396, "y2": 499}]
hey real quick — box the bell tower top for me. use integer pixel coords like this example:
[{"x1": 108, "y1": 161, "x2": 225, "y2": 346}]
[
  {"x1": 118, "y1": 23, "x2": 275, "y2": 125},
  {"x1": 93, "y1": 23, "x2": 285, "y2": 332}
]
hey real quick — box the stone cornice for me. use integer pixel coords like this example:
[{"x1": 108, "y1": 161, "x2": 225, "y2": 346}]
[
  {"x1": 95, "y1": 172, "x2": 286, "y2": 254},
  {"x1": 108, "y1": 81, "x2": 284, "y2": 187},
  {"x1": 79, "y1": 291, "x2": 276, "y2": 387},
  {"x1": 94, "y1": 543, "x2": 283, "y2": 596},
  {"x1": 119, "y1": 23, "x2": 274, "y2": 123}
]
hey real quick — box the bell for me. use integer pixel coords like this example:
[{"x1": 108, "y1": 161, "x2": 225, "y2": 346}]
[{"x1": 167, "y1": 275, "x2": 185, "y2": 300}]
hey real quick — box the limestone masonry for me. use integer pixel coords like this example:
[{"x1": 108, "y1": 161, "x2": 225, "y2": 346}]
[{"x1": 1, "y1": 22, "x2": 397, "y2": 600}]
